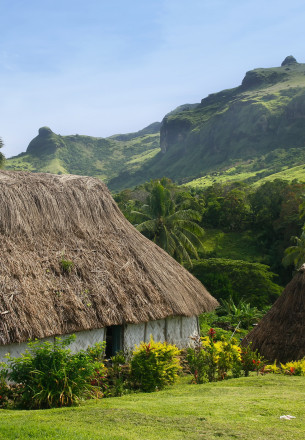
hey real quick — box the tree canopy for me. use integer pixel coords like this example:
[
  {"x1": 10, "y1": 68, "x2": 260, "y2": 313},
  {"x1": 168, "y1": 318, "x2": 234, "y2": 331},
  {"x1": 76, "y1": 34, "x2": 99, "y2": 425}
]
[{"x1": 132, "y1": 181, "x2": 205, "y2": 265}]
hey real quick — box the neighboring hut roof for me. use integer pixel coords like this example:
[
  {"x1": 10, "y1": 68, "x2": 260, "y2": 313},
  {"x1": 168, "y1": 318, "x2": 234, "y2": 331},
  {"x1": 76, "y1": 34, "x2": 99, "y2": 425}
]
[
  {"x1": 0, "y1": 171, "x2": 218, "y2": 346},
  {"x1": 242, "y1": 265, "x2": 305, "y2": 363}
]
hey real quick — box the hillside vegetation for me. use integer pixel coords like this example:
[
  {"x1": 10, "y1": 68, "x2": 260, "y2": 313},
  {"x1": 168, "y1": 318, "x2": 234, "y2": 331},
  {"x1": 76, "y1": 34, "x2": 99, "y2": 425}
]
[
  {"x1": 5, "y1": 56, "x2": 305, "y2": 191},
  {"x1": 5, "y1": 124, "x2": 160, "y2": 183},
  {"x1": 110, "y1": 56, "x2": 305, "y2": 189}
]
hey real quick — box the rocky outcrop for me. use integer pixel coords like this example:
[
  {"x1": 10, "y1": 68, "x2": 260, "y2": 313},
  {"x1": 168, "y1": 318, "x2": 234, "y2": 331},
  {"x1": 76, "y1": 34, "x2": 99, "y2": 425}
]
[
  {"x1": 241, "y1": 69, "x2": 287, "y2": 89},
  {"x1": 27, "y1": 127, "x2": 66, "y2": 155},
  {"x1": 160, "y1": 117, "x2": 193, "y2": 153},
  {"x1": 281, "y1": 55, "x2": 298, "y2": 66}
]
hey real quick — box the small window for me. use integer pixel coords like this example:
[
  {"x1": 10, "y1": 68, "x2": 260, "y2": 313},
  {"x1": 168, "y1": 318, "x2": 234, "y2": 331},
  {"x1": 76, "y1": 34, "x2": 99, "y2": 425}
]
[{"x1": 105, "y1": 325, "x2": 123, "y2": 358}]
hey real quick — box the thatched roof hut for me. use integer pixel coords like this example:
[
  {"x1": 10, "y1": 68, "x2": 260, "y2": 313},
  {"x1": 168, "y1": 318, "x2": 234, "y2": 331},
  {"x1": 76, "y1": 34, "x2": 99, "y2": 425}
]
[
  {"x1": 242, "y1": 265, "x2": 305, "y2": 363},
  {"x1": 0, "y1": 171, "x2": 217, "y2": 352}
]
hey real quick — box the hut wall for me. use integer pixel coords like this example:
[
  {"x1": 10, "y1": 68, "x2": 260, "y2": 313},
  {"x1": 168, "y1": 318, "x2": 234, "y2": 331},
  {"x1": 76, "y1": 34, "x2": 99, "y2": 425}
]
[
  {"x1": 0, "y1": 328, "x2": 106, "y2": 362},
  {"x1": 124, "y1": 316, "x2": 198, "y2": 350},
  {"x1": 0, "y1": 317, "x2": 198, "y2": 362}
]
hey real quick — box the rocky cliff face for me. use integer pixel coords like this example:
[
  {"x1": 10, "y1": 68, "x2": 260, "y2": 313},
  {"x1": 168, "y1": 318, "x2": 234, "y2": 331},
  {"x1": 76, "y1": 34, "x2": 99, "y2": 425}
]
[
  {"x1": 26, "y1": 127, "x2": 66, "y2": 155},
  {"x1": 156, "y1": 57, "x2": 305, "y2": 181}
]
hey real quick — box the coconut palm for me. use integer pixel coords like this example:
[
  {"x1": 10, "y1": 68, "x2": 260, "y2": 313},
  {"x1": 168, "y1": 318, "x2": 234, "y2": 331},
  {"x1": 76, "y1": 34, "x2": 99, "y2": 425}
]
[
  {"x1": 132, "y1": 181, "x2": 205, "y2": 265},
  {"x1": 282, "y1": 229, "x2": 305, "y2": 269}
]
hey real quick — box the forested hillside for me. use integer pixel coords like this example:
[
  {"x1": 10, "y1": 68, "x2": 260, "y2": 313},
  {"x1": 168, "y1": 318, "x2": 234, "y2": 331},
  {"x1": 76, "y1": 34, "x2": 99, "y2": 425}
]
[{"x1": 115, "y1": 177, "x2": 305, "y2": 309}]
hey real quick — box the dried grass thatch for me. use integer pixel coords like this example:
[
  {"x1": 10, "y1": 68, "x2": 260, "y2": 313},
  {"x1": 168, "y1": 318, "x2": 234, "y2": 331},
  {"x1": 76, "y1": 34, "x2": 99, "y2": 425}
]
[
  {"x1": 0, "y1": 171, "x2": 218, "y2": 346},
  {"x1": 242, "y1": 265, "x2": 305, "y2": 363}
]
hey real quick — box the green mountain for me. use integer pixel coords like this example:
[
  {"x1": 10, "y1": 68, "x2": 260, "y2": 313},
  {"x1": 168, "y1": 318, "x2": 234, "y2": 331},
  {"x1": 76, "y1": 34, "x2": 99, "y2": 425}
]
[
  {"x1": 5, "y1": 123, "x2": 161, "y2": 182},
  {"x1": 6, "y1": 56, "x2": 305, "y2": 190},
  {"x1": 109, "y1": 56, "x2": 305, "y2": 189}
]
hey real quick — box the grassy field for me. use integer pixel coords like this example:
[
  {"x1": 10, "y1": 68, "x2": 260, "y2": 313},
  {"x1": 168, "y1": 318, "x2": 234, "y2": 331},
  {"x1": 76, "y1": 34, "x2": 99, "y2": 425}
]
[{"x1": 0, "y1": 375, "x2": 304, "y2": 440}]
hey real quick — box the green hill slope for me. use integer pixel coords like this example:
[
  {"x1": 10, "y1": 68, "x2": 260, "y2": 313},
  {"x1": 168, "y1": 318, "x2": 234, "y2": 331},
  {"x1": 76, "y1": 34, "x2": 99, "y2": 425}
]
[
  {"x1": 110, "y1": 56, "x2": 305, "y2": 189},
  {"x1": 6, "y1": 56, "x2": 305, "y2": 191},
  {"x1": 5, "y1": 124, "x2": 161, "y2": 182}
]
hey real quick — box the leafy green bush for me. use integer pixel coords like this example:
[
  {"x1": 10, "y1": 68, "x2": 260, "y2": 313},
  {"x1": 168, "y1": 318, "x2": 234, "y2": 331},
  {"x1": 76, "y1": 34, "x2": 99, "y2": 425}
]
[
  {"x1": 130, "y1": 337, "x2": 181, "y2": 392},
  {"x1": 6, "y1": 336, "x2": 99, "y2": 409},
  {"x1": 240, "y1": 343, "x2": 265, "y2": 376},
  {"x1": 217, "y1": 296, "x2": 269, "y2": 330},
  {"x1": 187, "y1": 333, "x2": 265, "y2": 383},
  {"x1": 105, "y1": 352, "x2": 131, "y2": 397},
  {"x1": 264, "y1": 359, "x2": 305, "y2": 376},
  {"x1": 190, "y1": 258, "x2": 282, "y2": 307}
]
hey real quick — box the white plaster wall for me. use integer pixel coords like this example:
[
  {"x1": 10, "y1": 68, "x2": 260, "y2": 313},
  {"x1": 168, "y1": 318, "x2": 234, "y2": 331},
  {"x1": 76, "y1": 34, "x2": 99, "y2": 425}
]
[
  {"x1": 64, "y1": 328, "x2": 106, "y2": 354},
  {"x1": 146, "y1": 319, "x2": 166, "y2": 343},
  {"x1": 0, "y1": 328, "x2": 106, "y2": 363},
  {"x1": 124, "y1": 316, "x2": 199, "y2": 351},
  {"x1": 180, "y1": 316, "x2": 199, "y2": 347},
  {"x1": 123, "y1": 322, "x2": 145, "y2": 353},
  {"x1": 0, "y1": 337, "x2": 54, "y2": 363},
  {"x1": 166, "y1": 316, "x2": 182, "y2": 345},
  {"x1": 0, "y1": 316, "x2": 199, "y2": 362}
]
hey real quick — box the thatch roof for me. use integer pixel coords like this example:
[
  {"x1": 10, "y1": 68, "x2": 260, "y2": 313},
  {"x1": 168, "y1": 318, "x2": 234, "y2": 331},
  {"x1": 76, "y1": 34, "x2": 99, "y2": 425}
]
[
  {"x1": 242, "y1": 265, "x2": 305, "y2": 363},
  {"x1": 0, "y1": 171, "x2": 218, "y2": 346}
]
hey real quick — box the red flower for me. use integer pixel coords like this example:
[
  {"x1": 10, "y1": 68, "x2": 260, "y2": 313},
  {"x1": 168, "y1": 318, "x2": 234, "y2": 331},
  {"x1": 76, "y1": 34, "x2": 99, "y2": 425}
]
[
  {"x1": 208, "y1": 328, "x2": 216, "y2": 338},
  {"x1": 252, "y1": 359, "x2": 256, "y2": 364}
]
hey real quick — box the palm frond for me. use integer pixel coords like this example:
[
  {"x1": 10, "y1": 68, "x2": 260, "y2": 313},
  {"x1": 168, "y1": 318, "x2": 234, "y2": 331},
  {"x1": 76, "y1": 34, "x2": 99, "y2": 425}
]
[
  {"x1": 131, "y1": 210, "x2": 152, "y2": 222},
  {"x1": 174, "y1": 230, "x2": 199, "y2": 259},
  {"x1": 177, "y1": 228, "x2": 204, "y2": 253},
  {"x1": 136, "y1": 219, "x2": 157, "y2": 233},
  {"x1": 174, "y1": 220, "x2": 205, "y2": 238},
  {"x1": 168, "y1": 209, "x2": 202, "y2": 222},
  {"x1": 171, "y1": 231, "x2": 192, "y2": 266}
]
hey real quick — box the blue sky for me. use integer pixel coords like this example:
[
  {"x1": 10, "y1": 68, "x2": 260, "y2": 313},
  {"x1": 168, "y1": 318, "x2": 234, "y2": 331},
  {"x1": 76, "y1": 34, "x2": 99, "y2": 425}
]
[{"x1": 1, "y1": 0, "x2": 305, "y2": 157}]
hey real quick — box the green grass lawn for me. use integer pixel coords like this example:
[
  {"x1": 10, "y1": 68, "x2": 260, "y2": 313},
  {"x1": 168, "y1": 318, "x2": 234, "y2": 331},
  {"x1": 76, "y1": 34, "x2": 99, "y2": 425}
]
[{"x1": 0, "y1": 375, "x2": 304, "y2": 439}]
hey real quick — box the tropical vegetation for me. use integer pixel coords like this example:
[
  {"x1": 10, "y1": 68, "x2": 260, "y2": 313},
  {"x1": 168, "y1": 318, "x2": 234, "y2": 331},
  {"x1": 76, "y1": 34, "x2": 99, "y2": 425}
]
[
  {"x1": 132, "y1": 180, "x2": 205, "y2": 264},
  {"x1": 114, "y1": 177, "x2": 305, "y2": 309}
]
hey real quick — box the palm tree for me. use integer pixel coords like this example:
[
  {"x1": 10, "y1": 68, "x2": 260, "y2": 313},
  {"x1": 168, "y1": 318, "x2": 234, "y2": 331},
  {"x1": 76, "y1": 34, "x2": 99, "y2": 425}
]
[
  {"x1": 282, "y1": 229, "x2": 305, "y2": 269},
  {"x1": 132, "y1": 181, "x2": 205, "y2": 265}
]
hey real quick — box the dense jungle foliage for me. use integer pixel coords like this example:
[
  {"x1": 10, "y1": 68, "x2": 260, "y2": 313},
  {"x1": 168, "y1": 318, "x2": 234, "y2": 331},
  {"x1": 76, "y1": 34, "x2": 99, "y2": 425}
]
[{"x1": 114, "y1": 177, "x2": 305, "y2": 308}]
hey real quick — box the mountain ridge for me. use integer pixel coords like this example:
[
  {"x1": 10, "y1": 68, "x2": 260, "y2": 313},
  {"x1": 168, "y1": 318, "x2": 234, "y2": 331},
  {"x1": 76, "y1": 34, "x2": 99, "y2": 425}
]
[{"x1": 6, "y1": 56, "x2": 305, "y2": 190}]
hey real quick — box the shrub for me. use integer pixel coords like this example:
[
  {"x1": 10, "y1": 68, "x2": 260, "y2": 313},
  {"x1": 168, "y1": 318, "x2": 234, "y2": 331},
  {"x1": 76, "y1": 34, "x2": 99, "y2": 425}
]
[
  {"x1": 105, "y1": 352, "x2": 131, "y2": 397},
  {"x1": 263, "y1": 358, "x2": 305, "y2": 376},
  {"x1": 6, "y1": 336, "x2": 98, "y2": 409},
  {"x1": 187, "y1": 332, "x2": 265, "y2": 383},
  {"x1": 240, "y1": 343, "x2": 265, "y2": 376},
  {"x1": 280, "y1": 359, "x2": 305, "y2": 376},
  {"x1": 130, "y1": 337, "x2": 181, "y2": 392},
  {"x1": 186, "y1": 336, "x2": 209, "y2": 384},
  {"x1": 190, "y1": 259, "x2": 282, "y2": 307}
]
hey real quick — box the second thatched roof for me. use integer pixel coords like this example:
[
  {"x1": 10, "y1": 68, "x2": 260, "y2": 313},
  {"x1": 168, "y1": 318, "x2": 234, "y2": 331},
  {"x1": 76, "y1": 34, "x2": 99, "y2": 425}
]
[
  {"x1": 242, "y1": 265, "x2": 305, "y2": 363},
  {"x1": 0, "y1": 171, "x2": 218, "y2": 346}
]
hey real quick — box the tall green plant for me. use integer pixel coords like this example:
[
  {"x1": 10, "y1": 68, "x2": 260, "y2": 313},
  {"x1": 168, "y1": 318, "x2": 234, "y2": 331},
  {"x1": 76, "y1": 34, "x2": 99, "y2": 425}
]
[
  {"x1": 283, "y1": 229, "x2": 305, "y2": 269},
  {"x1": 6, "y1": 336, "x2": 99, "y2": 409},
  {"x1": 133, "y1": 181, "x2": 205, "y2": 265},
  {"x1": 130, "y1": 337, "x2": 181, "y2": 392}
]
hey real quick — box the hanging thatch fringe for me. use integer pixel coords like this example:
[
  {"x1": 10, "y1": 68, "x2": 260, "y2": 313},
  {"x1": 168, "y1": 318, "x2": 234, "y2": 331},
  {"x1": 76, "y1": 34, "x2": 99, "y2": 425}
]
[
  {"x1": 242, "y1": 265, "x2": 305, "y2": 363},
  {"x1": 0, "y1": 171, "x2": 218, "y2": 346}
]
